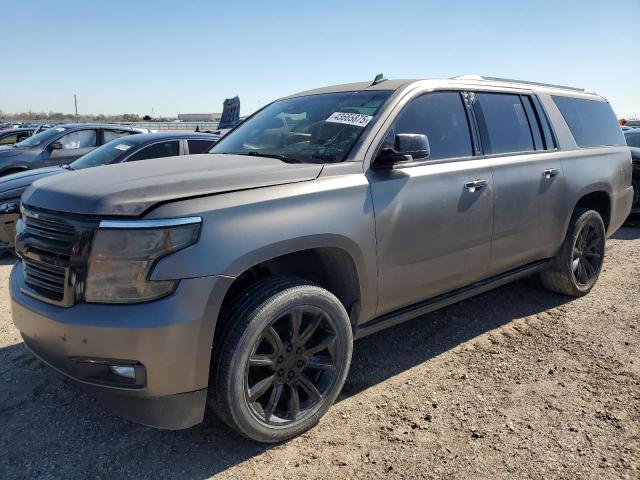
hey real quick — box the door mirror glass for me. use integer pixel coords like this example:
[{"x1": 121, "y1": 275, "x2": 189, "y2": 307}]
[
  {"x1": 50, "y1": 142, "x2": 63, "y2": 150},
  {"x1": 374, "y1": 133, "x2": 430, "y2": 168}
]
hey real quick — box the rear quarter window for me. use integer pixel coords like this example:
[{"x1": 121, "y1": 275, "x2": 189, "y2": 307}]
[{"x1": 552, "y1": 96, "x2": 625, "y2": 148}]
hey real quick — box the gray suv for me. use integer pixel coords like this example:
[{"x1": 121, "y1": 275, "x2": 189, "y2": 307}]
[{"x1": 10, "y1": 75, "x2": 634, "y2": 443}]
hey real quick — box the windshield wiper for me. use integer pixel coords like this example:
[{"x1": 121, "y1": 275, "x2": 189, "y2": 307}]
[{"x1": 230, "y1": 151, "x2": 304, "y2": 163}]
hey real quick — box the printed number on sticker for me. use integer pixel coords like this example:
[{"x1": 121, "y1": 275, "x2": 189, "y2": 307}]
[{"x1": 325, "y1": 112, "x2": 373, "y2": 127}]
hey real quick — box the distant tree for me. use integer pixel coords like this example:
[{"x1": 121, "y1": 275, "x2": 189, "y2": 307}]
[
  {"x1": 142, "y1": 114, "x2": 152, "y2": 121},
  {"x1": 120, "y1": 113, "x2": 140, "y2": 123}
]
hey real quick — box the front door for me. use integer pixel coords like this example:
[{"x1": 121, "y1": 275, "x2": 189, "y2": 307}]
[
  {"x1": 46, "y1": 129, "x2": 98, "y2": 165},
  {"x1": 368, "y1": 91, "x2": 494, "y2": 316}
]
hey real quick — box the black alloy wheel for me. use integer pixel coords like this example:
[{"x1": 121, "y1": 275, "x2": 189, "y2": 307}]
[
  {"x1": 209, "y1": 277, "x2": 353, "y2": 443},
  {"x1": 571, "y1": 221, "x2": 604, "y2": 287},
  {"x1": 244, "y1": 306, "x2": 338, "y2": 425}
]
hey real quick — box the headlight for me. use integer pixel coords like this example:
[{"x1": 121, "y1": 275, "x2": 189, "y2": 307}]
[
  {"x1": 0, "y1": 197, "x2": 21, "y2": 214},
  {"x1": 85, "y1": 217, "x2": 201, "y2": 304}
]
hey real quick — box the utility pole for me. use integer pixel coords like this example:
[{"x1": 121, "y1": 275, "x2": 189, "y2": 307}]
[{"x1": 74, "y1": 94, "x2": 78, "y2": 121}]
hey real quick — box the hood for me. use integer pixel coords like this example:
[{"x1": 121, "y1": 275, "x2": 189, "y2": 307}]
[
  {"x1": 0, "y1": 166, "x2": 66, "y2": 199},
  {"x1": 23, "y1": 154, "x2": 323, "y2": 216}
]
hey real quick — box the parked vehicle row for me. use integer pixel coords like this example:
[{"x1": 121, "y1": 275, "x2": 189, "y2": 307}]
[
  {"x1": 0, "y1": 127, "x2": 37, "y2": 146},
  {"x1": 0, "y1": 131, "x2": 219, "y2": 251},
  {"x1": 8, "y1": 75, "x2": 633, "y2": 442}
]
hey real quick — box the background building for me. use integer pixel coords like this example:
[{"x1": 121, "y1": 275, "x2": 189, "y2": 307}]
[{"x1": 177, "y1": 113, "x2": 221, "y2": 122}]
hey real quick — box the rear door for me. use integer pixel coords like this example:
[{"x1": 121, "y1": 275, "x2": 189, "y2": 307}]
[
  {"x1": 472, "y1": 92, "x2": 565, "y2": 275},
  {"x1": 369, "y1": 91, "x2": 494, "y2": 316}
]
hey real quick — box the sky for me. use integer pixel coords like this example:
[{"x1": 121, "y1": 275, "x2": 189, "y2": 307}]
[{"x1": 1, "y1": 0, "x2": 639, "y2": 118}]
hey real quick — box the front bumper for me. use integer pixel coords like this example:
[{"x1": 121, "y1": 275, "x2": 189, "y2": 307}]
[{"x1": 11, "y1": 264, "x2": 233, "y2": 429}]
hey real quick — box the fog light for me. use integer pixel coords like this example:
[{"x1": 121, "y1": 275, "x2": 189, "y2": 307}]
[{"x1": 110, "y1": 365, "x2": 136, "y2": 379}]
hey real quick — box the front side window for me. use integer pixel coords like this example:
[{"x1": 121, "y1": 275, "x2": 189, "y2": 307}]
[
  {"x1": 212, "y1": 90, "x2": 391, "y2": 163},
  {"x1": 383, "y1": 91, "x2": 473, "y2": 160},
  {"x1": 127, "y1": 141, "x2": 180, "y2": 161},
  {"x1": 58, "y1": 129, "x2": 97, "y2": 149},
  {"x1": 474, "y1": 93, "x2": 534, "y2": 154},
  {"x1": 552, "y1": 96, "x2": 625, "y2": 148},
  {"x1": 0, "y1": 134, "x2": 18, "y2": 145}
]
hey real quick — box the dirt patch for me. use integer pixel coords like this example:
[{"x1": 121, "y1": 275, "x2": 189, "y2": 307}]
[{"x1": 1, "y1": 228, "x2": 639, "y2": 479}]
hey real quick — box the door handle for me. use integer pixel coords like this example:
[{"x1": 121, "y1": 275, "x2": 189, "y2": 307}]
[
  {"x1": 543, "y1": 168, "x2": 559, "y2": 179},
  {"x1": 464, "y1": 179, "x2": 488, "y2": 192}
]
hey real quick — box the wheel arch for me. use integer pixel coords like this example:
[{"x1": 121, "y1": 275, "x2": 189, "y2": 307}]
[
  {"x1": 219, "y1": 238, "x2": 365, "y2": 327},
  {"x1": 569, "y1": 188, "x2": 612, "y2": 233}
]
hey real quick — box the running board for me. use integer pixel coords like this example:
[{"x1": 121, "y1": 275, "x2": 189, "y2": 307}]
[{"x1": 354, "y1": 259, "x2": 549, "y2": 340}]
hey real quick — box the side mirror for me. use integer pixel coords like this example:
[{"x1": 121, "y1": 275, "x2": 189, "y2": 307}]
[
  {"x1": 49, "y1": 142, "x2": 63, "y2": 151},
  {"x1": 373, "y1": 133, "x2": 430, "y2": 168}
]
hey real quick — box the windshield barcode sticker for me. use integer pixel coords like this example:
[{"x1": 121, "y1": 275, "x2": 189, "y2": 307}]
[
  {"x1": 326, "y1": 112, "x2": 374, "y2": 127},
  {"x1": 114, "y1": 144, "x2": 132, "y2": 151}
]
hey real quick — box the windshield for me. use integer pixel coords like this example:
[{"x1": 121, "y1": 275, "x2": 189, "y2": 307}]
[
  {"x1": 70, "y1": 138, "x2": 136, "y2": 169},
  {"x1": 211, "y1": 91, "x2": 391, "y2": 163},
  {"x1": 15, "y1": 126, "x2": 68, "y2": 148}
]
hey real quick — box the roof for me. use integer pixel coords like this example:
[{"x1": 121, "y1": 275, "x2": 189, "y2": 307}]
[
  {"x1": 0, "y1": 127, "x2": 36, "y2": 134},
  {"x1": 115, "y1": 131, "x2": 219, "y2": 146},
  {"x1": 55, "y1": 123, "x2": 139, "y2": 129},
  {"x1": 283, "y1": 79, "x2": 415, "y2": 99},
  {"x1": 283, "y1": 75, "x2": 603, "y2": 101}
]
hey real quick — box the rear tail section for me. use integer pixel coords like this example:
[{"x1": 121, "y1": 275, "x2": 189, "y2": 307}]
[{"x1": 218, "y1": 97, "x2": 241, "y2": 130}]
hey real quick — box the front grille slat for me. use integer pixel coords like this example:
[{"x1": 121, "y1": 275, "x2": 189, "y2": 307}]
[
  {"x1": 19, "y1": 210, "x2": 78, "y2": 305},
  {"x1": 24, "y1": 263, "x2": 65, "y2": 285},
  {"x1": 17, "y1": 206, "x2": 98, "y2": 307},
  {"x1": 23, "y1": 214, "x2": 75, "y2": 247}
]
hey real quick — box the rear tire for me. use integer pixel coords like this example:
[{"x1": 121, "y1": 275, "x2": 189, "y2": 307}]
[
  {"x1": 541, "y1": 208, "x2": 606, "y2": 297},
  {"x1": 209, "y1": 276, "x2": 353, "y2": 443}
]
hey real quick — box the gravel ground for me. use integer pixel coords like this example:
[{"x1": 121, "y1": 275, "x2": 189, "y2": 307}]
[{"x1": 0, "y1": 227, "x2": 638, "y2": 480}]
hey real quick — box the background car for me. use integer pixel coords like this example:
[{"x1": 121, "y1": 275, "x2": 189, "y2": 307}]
[
  {"x1": 624, "y1": 129, "x2": 640, "y2": 223},
  {"x1": 0, "y1": 131, "x2": 219, "y2": 252},
  {"x1": 624, "y1": 127, "x2": 640, "y2": 148},
  {"x1": 0, "y1": 123, "x2": 142, "y2": 176},
  {"x1": 0, "y1": 127, "x2": 37, "y2": 146}
]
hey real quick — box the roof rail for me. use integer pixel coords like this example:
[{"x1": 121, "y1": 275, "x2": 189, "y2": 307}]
[{"x1": 451, "y1": 74, "x2": 586, "y2": 93}]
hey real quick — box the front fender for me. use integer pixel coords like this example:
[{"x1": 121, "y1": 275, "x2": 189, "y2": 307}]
[{"x1": 146, "y1": 170, "x2": 378, "y2": 322}]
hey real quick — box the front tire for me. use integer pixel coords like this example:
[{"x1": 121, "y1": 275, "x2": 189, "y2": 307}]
[
  {"x1": 541, "y1": 208, "x2": 606, "y2": 297},
  {"x1": 209, "y1": 277, "x2": 353, "y2": 443}
]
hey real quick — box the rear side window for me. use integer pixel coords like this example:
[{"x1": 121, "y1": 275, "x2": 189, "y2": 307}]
[
  {"x1": 104, "y1": 129, "x2": 136, "y2": 143},
  {"x1": 384, "y1": 91, "x2": 473, "y2": 160},
  {"x1": 474, "y1": 93, "x2": 534, "y2": 154},
  {"x1": 127, "y1": 141, "x2": 180, "y2": 162},
  {"x1": 187, "y1": 139, "x2": 215, "y2": 154},
  {"x1": 552, "y1": 96, "x2": 625, "y2": 148}
]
